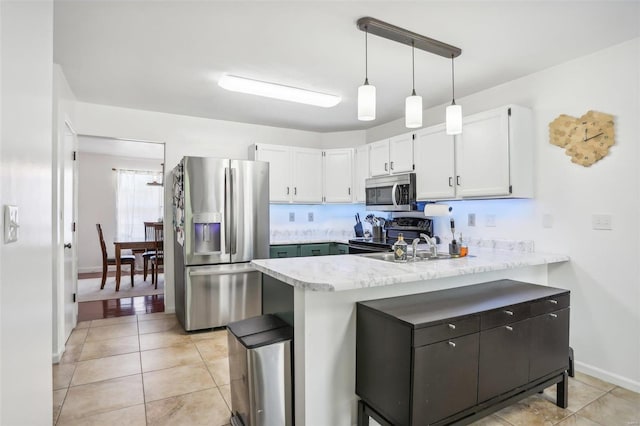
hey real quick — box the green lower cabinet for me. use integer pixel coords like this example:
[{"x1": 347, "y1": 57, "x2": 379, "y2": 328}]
[
  {"x1": 330, "y1": 243, "x2": 349, "y2": 255},
  {"x1": 299, "y1": 243, "x2": 330, "y2": 257},
  {"x1": 269, "y1": 245, "x2": 299, "y2": 258}
]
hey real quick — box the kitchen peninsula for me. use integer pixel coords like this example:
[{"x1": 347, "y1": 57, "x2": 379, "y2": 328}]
[{"x1": 251, "y1": 246, "x2": 570, "y2": 426}]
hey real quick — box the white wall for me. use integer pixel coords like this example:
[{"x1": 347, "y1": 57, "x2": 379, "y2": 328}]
[
  {"x1": 0, "y1": 1, "x2": 53, "y2": 424},
  {"x1": 77, "y1": 152, "x2": 163, "y2": 272},
  {"x1": 74, "y1": 102, "x2": 327, "y2": 312},
  {"x1": 368, "y1": 38, "x2": 640, "y2": 391}
]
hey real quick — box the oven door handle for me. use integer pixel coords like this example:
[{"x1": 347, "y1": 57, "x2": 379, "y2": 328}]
[{"x1": 391, "y1": 183, "x2": 399, "y2": 207}]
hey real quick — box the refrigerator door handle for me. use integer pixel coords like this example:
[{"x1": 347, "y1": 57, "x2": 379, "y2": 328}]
[
  {"x1": 188, "y1": 266, "x2": 257, "y2": 276},
  {"x1": 230, "y1": 168, "x2": 238, "y2": 255},
  {"x1": 225, "y1": 167, "x2": 232, "y2": 254}
]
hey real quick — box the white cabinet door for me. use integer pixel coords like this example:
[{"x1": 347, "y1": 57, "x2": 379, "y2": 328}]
[
  {"x1": 292, "y1": 148, "x2": 323, "y2": 203},
  {"x1": 389, "y1": 133, "x2": 414, "y2": 174},
  {"x1": 354, "y1": 145, "x2": 370, "y2": 203},
  {"x1": 254, "y1": 144, "x2": 291, "y2": 202},
  {"x1": 414, "y1": 125, "x2": 456, "y2": 200},
  {"x1": 369, "y1": 139, "x2": 390, "y2": 177},
  {"x1": 323, "y1": 149, "x2": 353, "y2": 203},
  {"x1": 456, "y1": 108, "x2": 511, "y2": 197}
]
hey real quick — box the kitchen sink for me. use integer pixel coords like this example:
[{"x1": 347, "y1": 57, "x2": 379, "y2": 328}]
[{"x1": 358, "y1": 251, "x2": 456, "y2": 262}]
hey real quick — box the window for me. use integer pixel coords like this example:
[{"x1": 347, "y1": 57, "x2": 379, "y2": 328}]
[{"x1": 115, "y1": 169, "x2": 163, "y2": 241}]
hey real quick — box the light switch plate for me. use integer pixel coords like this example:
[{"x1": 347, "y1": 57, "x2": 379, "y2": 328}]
[
  {"x1": 485, "y1": 214, "x2": 496, "y2": 227},
  {"x1": 4, "y1": 205, "x2": 19, "y2": 243},
  {"x1": 308, "y1": 212, "x2": 314, "y2": 222},
  {"x1": 542, "y1": 214, "x2": 553, "y2": 228},
  {"x1": 289, "y1": 212, "x2": 295, "y2": 222},
  {"x1": 592, "y1": 214, "x2": 612, "y2": 230},
  {"x1": 468, "y1": 213, "x2": 476, "y2": 227}
]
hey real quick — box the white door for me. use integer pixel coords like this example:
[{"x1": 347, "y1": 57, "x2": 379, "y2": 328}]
[
  {"x1": 389, "y1": 133, "x2": 414, "y2": 174},
  {"x1": 354, "y1": 145, "x2": 370, "y2": 203},
  {"x1": 456, "y1": 108, "x2": 511, "y2": 197},
  {"x1": 415, "y1": 125, "x2": 456, "y2": 200},
  {"x1": 369, "y1": 139, "x2": 390, "y2": 177},
  {"x1": 255, "y1": 144, "x2": 291, "y2": 202},
  {"x1": 292, "y1": 148, "x2": 323, "y2": 203},
  {"x1": 63, "y1": 122, "x2": 78, "y2": 340},
  {"x1": 323, "y1": 149, "x2": 353, "y2": 203}
]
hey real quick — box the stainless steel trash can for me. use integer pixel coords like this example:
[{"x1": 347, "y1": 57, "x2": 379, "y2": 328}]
[{"x1": 227, "y1": 314, "x2": 293, "y2": 426}]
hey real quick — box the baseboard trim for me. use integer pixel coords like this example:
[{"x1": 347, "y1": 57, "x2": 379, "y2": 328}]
[
  {"x1": 575, "y1": 360, "x2": 640, "y2": 393},
  {"x1": 52, "y1": 349, "x2": 63, "y2": 364}
]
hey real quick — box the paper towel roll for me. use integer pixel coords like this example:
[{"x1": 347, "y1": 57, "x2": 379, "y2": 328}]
[{"x1": 424, "y1": 203, "x2": 452, "y2": 217}]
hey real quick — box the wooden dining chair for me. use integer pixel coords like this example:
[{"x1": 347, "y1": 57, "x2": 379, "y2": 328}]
[
  {"x1": 96, "y1": 224, "x2": 136, "y2": 289},
  {"x1": 142, "y1": 222, "x2": 158, "y2": 281},
  {"x1": 150, "y1": 224, "x2": 164, "y2": 289}
]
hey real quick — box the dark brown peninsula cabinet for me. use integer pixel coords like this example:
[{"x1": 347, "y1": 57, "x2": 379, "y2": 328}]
[{"x1": 356, "y1": 280, "x2": 570, "y2": 426}]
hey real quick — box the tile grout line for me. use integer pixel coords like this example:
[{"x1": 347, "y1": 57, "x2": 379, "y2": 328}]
[{"x1": 137, "y1": 315, "x2": 150, "y2": 426}]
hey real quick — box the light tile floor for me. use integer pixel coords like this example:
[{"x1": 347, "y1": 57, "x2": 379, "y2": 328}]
[{"x1": 53, "y1": 313, "x2": 640, "y2": 425}]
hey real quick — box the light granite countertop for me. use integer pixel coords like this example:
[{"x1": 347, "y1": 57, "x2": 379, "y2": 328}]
[
  {"x1": 270, "y1": 238, "x2": 350, "y2": 245},
  {"x1": 251, "y1": 248, "x2": 570, "y2": 292}
]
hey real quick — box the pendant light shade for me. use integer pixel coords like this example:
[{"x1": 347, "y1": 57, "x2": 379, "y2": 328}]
[
  {"x1": 358, "y1": 26, "x2": 376, "y2": 121},
  {"x1": 405, "y1": 43, "x2": 422, "y2": 128},
  {"x1": 446, "y1": 55, "x2": 462, "y2": 135}
]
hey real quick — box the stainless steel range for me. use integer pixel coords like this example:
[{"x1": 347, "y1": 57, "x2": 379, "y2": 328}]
[{"x1": 348, "y1": 217, "x2": 433, "y2": 254}]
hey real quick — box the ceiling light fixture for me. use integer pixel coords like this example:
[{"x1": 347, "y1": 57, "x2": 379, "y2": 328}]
[
  {"x1": 358, "y1": 25, "x2": 376, "y2": 121},
  {"x1": 218, "y1": 75, "x2": 341, "y2": 108},
  {"x1": 405, "y1": 42, "x2": 422, "y2": 128},
  {"x1": 356, "y1": 17, "x2": 462, "y2": 129},
  {"x1": 446, "y1": 54, "x2": 462, "y2": 135}
]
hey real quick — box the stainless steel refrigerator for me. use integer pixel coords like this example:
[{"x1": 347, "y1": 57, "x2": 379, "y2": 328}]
[{"x1": 172, "y1": 156, "x2": 269, "y2": 331}]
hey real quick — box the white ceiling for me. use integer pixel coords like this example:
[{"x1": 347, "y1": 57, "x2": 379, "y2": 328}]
[
  {"x1": 78, "y1": 135, "x2": 165, "y2": 160},
  {"x1": 54, "y1": 1, "x2": 640, "y2": 133}
]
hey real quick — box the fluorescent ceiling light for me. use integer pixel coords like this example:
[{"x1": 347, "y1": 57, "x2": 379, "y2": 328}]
[{"x1": 218, "y1": 75, "x2": 341, "y2": 108}]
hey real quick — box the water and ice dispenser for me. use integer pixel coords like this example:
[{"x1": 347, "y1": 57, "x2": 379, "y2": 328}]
[{"x1": 193, "y1": 213, "x2": 222, "y2": 254}]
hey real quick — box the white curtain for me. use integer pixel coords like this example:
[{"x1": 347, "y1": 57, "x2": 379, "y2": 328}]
[{"x1": 115, "y1": 169, "x2": 163, "y2": 241}]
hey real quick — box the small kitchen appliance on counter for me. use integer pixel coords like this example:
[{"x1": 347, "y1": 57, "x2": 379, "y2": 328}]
[{"x1": 348, "y1": 217, "x2": 433, "y2": 254}]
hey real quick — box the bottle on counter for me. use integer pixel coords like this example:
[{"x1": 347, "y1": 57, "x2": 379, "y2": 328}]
[
  {"x1": 460, "y1": 233, "x2": 468, "y2": 257},
  {"x1": 393, "y1": 233, "x2": 408, "y2": 263}
]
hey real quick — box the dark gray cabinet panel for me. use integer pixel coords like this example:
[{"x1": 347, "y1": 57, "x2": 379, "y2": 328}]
[
  {"x1": 412, "y1": 333, "x2": 479, "y2": 424},
  {"x1": 530, "y1": 308, "x2": 570, "y2": 380}
]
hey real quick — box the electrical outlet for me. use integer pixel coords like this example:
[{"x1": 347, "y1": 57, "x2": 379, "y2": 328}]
[
  {"x1": 289, "y1": 212, "x2": 295, "y2": 222},
  {"x1": 542, "y1": 214, "x2": 553, "y2": 229},
  {"x1": 468, "y1": 213, "x2": 476, "y2": 227},
  {"x1": 308, "y1": 212, "x2": 314, "y2": 222},
  {"x1": 592, "y1": 214, "x2": 612, "y2": 230},
  {"x1": 4, "y1": 205, "x2": 19, "y2": 243},
  {"x1": 485, "y1": 214, "x2": 496, "y2": 227}
]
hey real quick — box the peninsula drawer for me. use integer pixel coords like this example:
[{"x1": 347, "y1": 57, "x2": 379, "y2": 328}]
[
  {"x1": 530, "y1": 294, "x2": 570, "y2": 316},
  {"x1": 481, "y1": 303, "x2": 530, "y2": 329},
  {"x1": 413, "y1": 316, "x2": 480, "y2": 347}
]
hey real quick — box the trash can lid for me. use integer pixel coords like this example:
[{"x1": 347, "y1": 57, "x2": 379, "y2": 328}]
[
  {"x1": 227, "y1": 314, "x2": 290, "y2": 339},
  {"x1": 238, "y1": 326, "x2": 293, "y2": 349}
]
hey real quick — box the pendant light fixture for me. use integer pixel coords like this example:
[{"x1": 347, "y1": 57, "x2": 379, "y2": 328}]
[
  {"x1": 405, "y1": 42, "x2": 422, "y2": 128},
  {"x1": 358, "y1": 26, "x2": 376, "y2": 121},
  {"x1": 446, "y1": 54, "x2": 462, "y2": 135}
]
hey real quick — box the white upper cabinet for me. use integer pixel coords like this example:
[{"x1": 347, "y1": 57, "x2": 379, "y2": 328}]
[
  {"x1": 323, "y1": 149, "x2": 353, "y2": 203},
  {"x1": 354, "y1": 145, "x2": 370, "y2": 203},
  {"x1": 369, "y1": 134, "x2": 415, "y2": 177},
  {"x1": 252, "y1": 144, "x2": 323, "y2": 203},
  {"x1": 388, "y1": 133, "x2": 414, "y2": 174},
  {"x1": 455, "y1": 105, "x2": 533, "y2": 198},
  {"x1": 252, "y1": 143, "x2": 291, "y2": 202},
  {"x1": 414, "y1": 124, "x2": 456, "y2": 200}
]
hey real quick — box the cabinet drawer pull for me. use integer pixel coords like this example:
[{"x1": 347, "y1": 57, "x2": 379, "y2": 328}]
[
  {"x1": 504, "y1": 310, "x2": 514, "y2": 316},
  {"x1": 448, "y1": 341, "x2": 456, "y2": 348},
  {"x1": 448, "y1": 323, "x2": 456, "y2": 330},
  {"x1": 384, "y1": 163, "x2": 388, "y2": 171},
  {"x1": 286, "y1": 187, "x2": 290, "y2": 195},
  {"x1": 505, "y1": 326, "x2": 513, "y2": 331},
  {"x1": 549, "y1": 299, "x2": 558, "y2": 304},
  {"x1": 456, "y1": 176, "x2": 461, "y2": 186},
  {"x1": 348, "y1": 187, "x2": 351, "y2": 195},
  {"x1": 448, "y1": 177, "x2": 453, "y2": 187},
  {"x1": 294, "y1": 187, "x2": 297, "y2": 195},
  {"x1": 549, "y1": 313, "x2": 558, "y2": 318},
  {"x1": 390, "y1": 161, "x2": 394, "y2": 170}
]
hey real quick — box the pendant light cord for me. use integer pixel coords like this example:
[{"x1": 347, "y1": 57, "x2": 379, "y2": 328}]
[
  {"x1": 451, "y1": 54, "x2": 456, "y2": 105},
  {"x1": 364, "y1": 27, "x2": 369, "y2": 85},
  {"x1": 411, "y1": 41, "x2": 416, "y2": 96}
]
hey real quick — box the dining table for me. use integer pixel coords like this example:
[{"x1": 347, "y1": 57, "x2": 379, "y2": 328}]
[{"x1": 113, "y1": 224, "x2": 163, "y2": 291}]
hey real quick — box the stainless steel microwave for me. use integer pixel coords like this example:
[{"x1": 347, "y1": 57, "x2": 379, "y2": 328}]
[{"x1": 365, "y1": 173, "x2": 417, "y2": 211}]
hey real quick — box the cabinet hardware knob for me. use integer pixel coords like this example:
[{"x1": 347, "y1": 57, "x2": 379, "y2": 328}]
[
  {"x1": 549, "y1": 299, "x2": 558, "y2": 304},
  {"x1": 448, "y1": 177, "x2": 453, "y2": 187},
  {"x1": 549, "y1": 313, "x2": 558, "y2": 318},
  {"x1": 448, "y1": 324, "x2": 456, "y2": 329},
  {"x1": 64, "y1": 243, "x2": 72, "y2": 249},
  {"x1": 505, "y1": 326, "x2": 513, "y2": 331},
  {"x1": 504, "y1": 310, "x2": 514, "y2": 316},
  {"x1": 448, "y1": 341, "x2": 456, "y2": 348}
]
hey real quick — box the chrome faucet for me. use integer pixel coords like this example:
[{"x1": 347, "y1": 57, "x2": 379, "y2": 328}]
[
  {"x1": 420, "y1": 233, "x2": 439, "y2": 257},
  {"x1": 411, "y1": 238, "x2": 421, "y2": 261}
]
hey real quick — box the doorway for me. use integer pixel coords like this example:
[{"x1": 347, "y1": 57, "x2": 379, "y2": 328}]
[{"x1": 75, "y1": 135, "x2": 166, "y2": 319}]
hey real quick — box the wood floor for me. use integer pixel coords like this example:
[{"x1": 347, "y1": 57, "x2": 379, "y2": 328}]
[{"x1": 78, "y1": 271, "x2": 164, "y2": 321}]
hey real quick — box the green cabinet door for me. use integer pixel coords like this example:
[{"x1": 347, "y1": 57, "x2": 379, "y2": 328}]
[
  {"x1": 299, "y1": 243, "x2": 330, "y2": 257},
  {"x1": 269, "y1": 245, "x2": 299, "y2": 258},
  {"x1": 330, "y1": 243, "x2": 349, "y2": 255}
]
